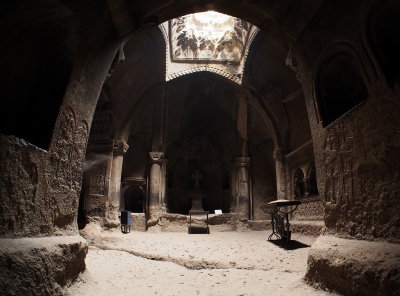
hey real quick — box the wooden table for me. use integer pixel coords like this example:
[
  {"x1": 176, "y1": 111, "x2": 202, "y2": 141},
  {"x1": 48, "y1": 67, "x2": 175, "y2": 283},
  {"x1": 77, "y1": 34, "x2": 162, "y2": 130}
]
[{"x1": 261, "y1": 200, "x2": 301, "y2": 241}]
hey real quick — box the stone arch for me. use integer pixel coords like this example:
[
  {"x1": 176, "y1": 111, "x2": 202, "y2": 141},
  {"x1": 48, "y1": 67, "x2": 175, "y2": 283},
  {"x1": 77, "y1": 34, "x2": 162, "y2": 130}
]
[
  {"x1": 368, "y1": 0, "x2": 400, "y2": 87},
  {"x1": 315, "y1": 45, "x2": 369, "y2": 127}
]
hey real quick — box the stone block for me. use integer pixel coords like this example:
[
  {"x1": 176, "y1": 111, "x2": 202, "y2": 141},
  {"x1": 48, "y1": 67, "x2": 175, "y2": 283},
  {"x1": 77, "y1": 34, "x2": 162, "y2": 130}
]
[
  {"x1": 305, "y1": 235, "x2": 400, "y2": 296},
  {"x1": 0, "y1": 235, "x2": 87, "y2": 296}
]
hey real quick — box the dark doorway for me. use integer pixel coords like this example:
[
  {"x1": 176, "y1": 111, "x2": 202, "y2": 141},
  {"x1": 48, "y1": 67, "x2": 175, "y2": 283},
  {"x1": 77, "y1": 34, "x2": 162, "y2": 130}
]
[{"x1": 124, "y1": 186, "x2": 145, "y2": 213}]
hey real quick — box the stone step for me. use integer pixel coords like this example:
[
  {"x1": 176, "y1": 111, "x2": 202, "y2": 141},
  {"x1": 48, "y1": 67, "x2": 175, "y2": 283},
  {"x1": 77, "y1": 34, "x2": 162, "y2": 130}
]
[{"x1": 0, "y1": 235, "x2": 87, "y2": 296}]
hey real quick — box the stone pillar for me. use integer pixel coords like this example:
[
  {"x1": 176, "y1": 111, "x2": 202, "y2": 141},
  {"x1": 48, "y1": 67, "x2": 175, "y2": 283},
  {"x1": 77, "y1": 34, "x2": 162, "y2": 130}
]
[
  {"x1": 104, "y1": 140, "x2": 129, "y2": 227},
  {"x1": 237, "y1": 97, "x2": 248, "y2": 156},
  {"x1": 160, "y1": 159, "x2": 167, "y2": 213},
  {"x1": 148, "y1": 152, "x2": 164, "y2": 224},
  {"x1": 273, "y1": 147, "x2": 286, "y2": 200},
  {"x1": 234, "y1": 157, "x2": 250, "y2": 220}
]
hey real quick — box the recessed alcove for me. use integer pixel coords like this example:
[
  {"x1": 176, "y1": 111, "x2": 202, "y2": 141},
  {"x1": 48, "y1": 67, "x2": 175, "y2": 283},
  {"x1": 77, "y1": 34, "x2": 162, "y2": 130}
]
[{"x1": 317, "y1": 52, "x2": 368, "y2": 126}]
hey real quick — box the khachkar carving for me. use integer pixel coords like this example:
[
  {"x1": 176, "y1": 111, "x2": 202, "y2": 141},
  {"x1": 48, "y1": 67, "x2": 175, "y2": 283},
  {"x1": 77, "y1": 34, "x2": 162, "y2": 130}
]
[
  {"x1": 90, "y1": 163, "x2": 107, "y2": 195},
  {"x1": 323, "y1": 123, "x2": 354, "y2": 205},
  {"x1": 49, "y1": 106, "x2": 89, "y2": 192},
  {"x1": 71, "y1": 120, "x2": 89, "y2": 190},
  {"x1": 52, "y1": 106, "x2": 76, "y2": 161}
]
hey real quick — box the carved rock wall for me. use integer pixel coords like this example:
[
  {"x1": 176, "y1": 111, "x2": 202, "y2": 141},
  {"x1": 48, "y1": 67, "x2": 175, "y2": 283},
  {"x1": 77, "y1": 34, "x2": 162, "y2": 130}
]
[
  {"x1": 0, "y1": 127, "x2": 87, "y2": 237},
  {"x1": 291, "y1": 197, "x2": 323, "y2": 221},
  {"x1": 294, "y1": 0, "x2": 400, "y2": 241}
]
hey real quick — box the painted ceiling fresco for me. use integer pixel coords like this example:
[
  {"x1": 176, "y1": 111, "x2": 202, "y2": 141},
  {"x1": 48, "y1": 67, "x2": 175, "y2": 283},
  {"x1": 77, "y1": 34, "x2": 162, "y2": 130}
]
[{"x1": 160, "y1": 11, "x2": 259, "y2": 84}]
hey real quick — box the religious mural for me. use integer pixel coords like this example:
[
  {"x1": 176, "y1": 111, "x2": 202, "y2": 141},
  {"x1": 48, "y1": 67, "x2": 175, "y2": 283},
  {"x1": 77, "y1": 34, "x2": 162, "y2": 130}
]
[
  {"x1": 169, "y1": 12, "x2": 253, "y2": 63},
  {"x1": 159, "y1": 11, "x2": 259, "y2": 84}
]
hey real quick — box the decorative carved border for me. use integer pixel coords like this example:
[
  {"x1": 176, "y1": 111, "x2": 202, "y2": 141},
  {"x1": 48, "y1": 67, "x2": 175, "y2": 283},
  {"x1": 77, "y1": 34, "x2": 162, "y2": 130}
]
[{"x1": 159, "y1": 21, "x2": 259, "y2": 85}]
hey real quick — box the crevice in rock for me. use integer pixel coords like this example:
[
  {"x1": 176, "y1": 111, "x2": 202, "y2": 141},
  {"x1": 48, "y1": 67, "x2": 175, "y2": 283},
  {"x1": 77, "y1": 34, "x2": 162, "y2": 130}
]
[{"x1": 90, "y1": 245, "x2": 271, "y2": 271}]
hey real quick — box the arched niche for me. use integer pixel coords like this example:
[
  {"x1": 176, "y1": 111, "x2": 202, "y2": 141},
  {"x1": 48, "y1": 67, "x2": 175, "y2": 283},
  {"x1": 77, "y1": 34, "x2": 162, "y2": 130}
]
[
  {"x1": 369, "y1": 0, "x2": 400, "y2": 87},
  {"x1": 294, "y1": 168, "x2": 305, "y2": 199},
  {"x1": 124, "y1": 186, "x2": 145, "y2": 213},
  {"x1": 306, "y1": 162, "x2": 318, "y2": 197},
  {"x1": 316, "y1": 51, "x2": 368, "y2": 127}
]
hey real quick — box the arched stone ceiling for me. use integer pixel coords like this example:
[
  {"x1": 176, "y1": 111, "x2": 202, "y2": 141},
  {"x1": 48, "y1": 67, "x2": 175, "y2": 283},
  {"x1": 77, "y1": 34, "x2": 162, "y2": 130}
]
[{"x1": 102, "y1": 0, "x2": 315, "y2": 152}]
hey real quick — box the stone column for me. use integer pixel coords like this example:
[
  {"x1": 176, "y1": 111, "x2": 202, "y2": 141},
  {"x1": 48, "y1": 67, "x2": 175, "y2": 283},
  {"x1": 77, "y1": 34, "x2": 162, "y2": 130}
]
[
  {"x1": 160, "y1": 159, "x2": 167, "y2": 213},
  {"x1": 273, "y1": 147, "x2": 286, "y2": 200},
  {"x1": 234, "y1": 157, "x2": 251, "y2": 220},
  {"x1": 104, "y1": 140, "x2": 129, "y2": 227},
  {"x1": 148, "y1": 152, "x2": 164, "y2": 224}
]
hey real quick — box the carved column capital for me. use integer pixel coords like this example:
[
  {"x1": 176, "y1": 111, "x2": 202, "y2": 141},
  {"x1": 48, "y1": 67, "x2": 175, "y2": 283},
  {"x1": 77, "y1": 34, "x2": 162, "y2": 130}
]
[
  {"x1": 113, "y1": 140, "x2": 129, "y2": 156},
  {"x1": 149, "y1": 151, "x2": 164, "y2": 163},
  {"x1": 235, "y1": 157, "x2": 250, "y2": 167}
]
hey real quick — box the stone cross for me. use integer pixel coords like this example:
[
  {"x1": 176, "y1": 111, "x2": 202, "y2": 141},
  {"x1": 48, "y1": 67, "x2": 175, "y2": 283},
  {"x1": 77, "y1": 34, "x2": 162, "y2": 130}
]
[{"x1": 192, "y1": 170, "x2": 203, "y2": 188}]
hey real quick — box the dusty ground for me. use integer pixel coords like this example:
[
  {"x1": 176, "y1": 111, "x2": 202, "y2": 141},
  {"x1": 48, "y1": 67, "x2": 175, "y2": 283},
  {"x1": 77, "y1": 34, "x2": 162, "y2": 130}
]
[{"x1": 66, "y1": 226, "x2": 338, "y2": 296}]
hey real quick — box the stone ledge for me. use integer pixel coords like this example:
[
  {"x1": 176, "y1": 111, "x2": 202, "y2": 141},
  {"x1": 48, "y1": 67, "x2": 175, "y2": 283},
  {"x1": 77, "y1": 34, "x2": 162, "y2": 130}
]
[
  {"x1": 248, "y1": 220, "x2": 272, "y2": 231},
  {"x1": 305, "y1": 235, "x2": 400, "y2": 296},
  {"x1": 0, "y1": 235, "x2": 88, "y2": 296},
  {"x1": 290, "y1": 220, "x2": 324, "y2": 236}
]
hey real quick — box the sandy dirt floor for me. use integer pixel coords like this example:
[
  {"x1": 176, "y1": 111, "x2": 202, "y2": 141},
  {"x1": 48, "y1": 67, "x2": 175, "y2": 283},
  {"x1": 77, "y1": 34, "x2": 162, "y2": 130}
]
[{"x1": 66, "y1": 227, "x2": 338, "y2": 296}]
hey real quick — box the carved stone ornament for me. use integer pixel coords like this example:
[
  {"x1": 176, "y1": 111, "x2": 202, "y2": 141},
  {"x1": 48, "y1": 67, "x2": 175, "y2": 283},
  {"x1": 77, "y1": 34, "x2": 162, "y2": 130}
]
[
  {"x1": 149, "y1": 152, "x2": 164, "y2": 163},
  {"x1": 113, "y1": 140, "x2": 129, "y2": 156}
]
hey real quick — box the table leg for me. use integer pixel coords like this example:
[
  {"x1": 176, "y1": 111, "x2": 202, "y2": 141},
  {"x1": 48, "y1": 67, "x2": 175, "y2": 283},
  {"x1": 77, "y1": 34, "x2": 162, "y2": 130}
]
[
  {"x1": 284, "y1": 213, "x2": 291, "y2": 240},
  {"x1": 268, "y1": 213, "x2": 281, "y2": 240}
]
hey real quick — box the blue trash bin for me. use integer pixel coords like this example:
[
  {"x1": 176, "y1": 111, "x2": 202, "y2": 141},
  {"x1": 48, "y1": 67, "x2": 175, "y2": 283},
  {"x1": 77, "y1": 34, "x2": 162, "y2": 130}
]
[{"x1": 121, "y1": 210, "x2": 131, "y2": 233}]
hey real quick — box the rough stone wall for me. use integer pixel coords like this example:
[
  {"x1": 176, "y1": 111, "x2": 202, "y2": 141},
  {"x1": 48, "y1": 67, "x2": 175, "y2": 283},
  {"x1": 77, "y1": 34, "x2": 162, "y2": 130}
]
[
  {"x1": 291, "y1": 197, "x2": 323, "y2": 221},
  {"x1": 0, "y1": 129, "x2": 88, "y2": 237},
  {"x1": 294, "y1": 0, "x2": 400, "y2": 241}
]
